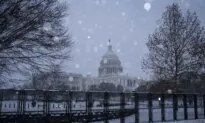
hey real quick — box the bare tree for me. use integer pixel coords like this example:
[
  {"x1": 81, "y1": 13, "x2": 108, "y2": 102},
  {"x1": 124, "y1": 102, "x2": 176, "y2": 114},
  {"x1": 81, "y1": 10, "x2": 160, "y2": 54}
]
[
  {"x1": 142, "y1": 3, "x2": 205, "y2": 82},
  {"x1": 0, "y1": 0, "x2": 72, "y2": 85}
]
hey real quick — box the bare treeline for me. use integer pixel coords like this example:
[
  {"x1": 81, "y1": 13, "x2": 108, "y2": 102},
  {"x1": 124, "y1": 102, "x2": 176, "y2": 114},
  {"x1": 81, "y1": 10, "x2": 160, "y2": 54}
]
[
  {"x1": 0, "y1": 0, "x2": 72, "y2": 86},
  {"x1": 143, "y1": 3, "x2": 205, "y2": 82}
]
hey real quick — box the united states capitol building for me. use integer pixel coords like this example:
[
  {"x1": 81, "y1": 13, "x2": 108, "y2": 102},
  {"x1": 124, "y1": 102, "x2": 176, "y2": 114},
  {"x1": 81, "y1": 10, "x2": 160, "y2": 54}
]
[{"x1": 67, "y1": 40, "x2": 141, "y2": 92}]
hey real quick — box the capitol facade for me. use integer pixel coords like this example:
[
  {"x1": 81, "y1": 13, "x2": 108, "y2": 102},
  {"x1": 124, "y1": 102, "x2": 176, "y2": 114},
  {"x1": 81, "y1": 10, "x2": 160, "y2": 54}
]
[
  {"x1": 61, "y1": 40, "x2": 141, "y2": 92},
  {"x1": 83, "y1": 40, "x2": 141, "y2": 91}
]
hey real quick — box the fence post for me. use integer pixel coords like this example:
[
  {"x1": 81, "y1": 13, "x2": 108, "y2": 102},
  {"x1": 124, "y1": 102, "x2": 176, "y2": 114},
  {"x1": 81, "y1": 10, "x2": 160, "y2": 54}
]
[
  {"x1": 134, "y1": 93, "x2": 139, "y2": 123},
  {"x1": 65, "y1": 91, "x2": 69, "y2": 113},
  {"x1": 183, "y1": 94, "x2": 188, "y2": 120},
  {"x1": 17, "y1": 90, "x2": 21, "y2": 115},
  {"x1": 66, "y1": 91, "x2": 72, "y2": 122},
  {"x1": 86, "y1": 92, "x2": 92, "y2": 122},
  {"x1": 17, "y1": 90, "x2": 25, "y2": 123},
  {"x1": 43, "y1": 91, "x2": 49, "y2": 123},
  {"x1": 173, "y1": 94, "x2": 177, "y2": 121},
  {"x1": 43, "y1": 91, "x2": 49, "y2": 115},
  {"x1": 104, "y1": 92, "x2": 109, "y2": 123},
  {"x1": 0, "y1": 90, "x2": 3, "y2": 116},
  {"x1": 161, "y1": 93, "x2": 165, "y2": 122},
  {"x1": 22, "y1": 90, "x2": 26, "y2": 115},
  {"x1": 148, "y1": 93, "x2": 153, "y2": 122},
  {"x1": 203, "y1": 95, "x2": 205, "y2": 119},
  {"x1": 120, "y1": 92, "x2": 125, "y2": 123},
  {"x1": 20, "y1": 90, "x2": 26, "y2": 123},
  {"x1": 194, "y1": 94, "x2": 198, "y2": 119}
]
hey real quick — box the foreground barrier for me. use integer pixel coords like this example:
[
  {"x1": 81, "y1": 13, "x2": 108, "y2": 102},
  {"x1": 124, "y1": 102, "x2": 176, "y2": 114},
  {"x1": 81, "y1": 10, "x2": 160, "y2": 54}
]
[{"x1": 0, "y1": 89, "x2": 205, "y2": 123}]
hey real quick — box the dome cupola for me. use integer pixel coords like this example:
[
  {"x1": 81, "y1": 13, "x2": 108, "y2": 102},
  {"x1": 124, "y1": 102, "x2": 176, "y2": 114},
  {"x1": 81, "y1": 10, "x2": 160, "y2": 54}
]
[{"x1": 98, "y1": 39, "x2": 123, "y2": 77}]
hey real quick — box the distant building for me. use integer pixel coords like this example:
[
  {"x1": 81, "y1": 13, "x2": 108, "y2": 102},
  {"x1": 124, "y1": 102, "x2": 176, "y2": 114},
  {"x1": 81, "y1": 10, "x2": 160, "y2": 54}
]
[
  {"x1": 98, "y1": 40, "x2": 123, "y2": 77},
  {"x1": 45, "y1": 40, "x2": 142, "y2": 91},
  {"x1": 85, "y1": 40, "x2": 141, "y2": 91}
]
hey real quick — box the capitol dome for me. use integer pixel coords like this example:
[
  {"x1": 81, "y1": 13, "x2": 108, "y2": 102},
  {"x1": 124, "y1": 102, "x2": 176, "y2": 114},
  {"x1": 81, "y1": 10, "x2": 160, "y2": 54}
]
[{"x1": 98, "y1": 40, "x2": 123, "y2": 77}]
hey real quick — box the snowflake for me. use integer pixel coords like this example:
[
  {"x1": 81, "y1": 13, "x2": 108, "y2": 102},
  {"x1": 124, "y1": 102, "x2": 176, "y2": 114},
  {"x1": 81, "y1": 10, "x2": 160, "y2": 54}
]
[
  {"x1": 77, "y1": 20, "x2": 83, "y2": 25},
  {"x1": 98, "y1": 25, "x2": 102, "y2": 29},
  {"x1": 58, "y1": 105, "x2": 64, "y2": 108},
  {"x1": 87, "y1": 72, "x2": 91, "y2": 75},
  {"x1": 82, "y1": 27, "x2": 87, "y2": 31},
  {"x1": 157, "y1": 44, "x2": 163, "y2": 48},
  {"x1": 117, "y1": 49, "x2": 121, "y2": 53},
  {"x1": 95, "y1": 0, "x2": 106, "y2": 5},
  {"x1": 129, "y1": 28, "x2": 134, "y2": 32},
  {"x1": 43, "y1": 23, "x2": 51, "y2": 31},
  {"x1": 167, "y1": 89, "x2": 172, "y2": 94},
  {"x1": 121, "y1": 12, "x2": 126, "y2": 16},
  {"x1": 53, "y1": 36, "x2": 59, "y2": 42},
  {"x1": 144, "y1": 2, "x2": 151, "y2": 12},
  {"x1": 133, "y1": 41, "x2": 138, "y2": 46},
  {"x1": 180, "y1": 0, "x2": 190, "y2": 9},
  {"x1": 109, "y1": 31, "x2": 113, "y2": 35},
  {"x1": 99, "y1": 44, "x2": 104, "y2": 48},
  {"x1": 106, "y1": 42, "x2": 109, "y2": 46},
  {"x1": 142, "y1": 18, "x2": 147, "y2": 23},
  {"x1": 185, "y1": 2, "x2": 190, "y2": 9},
  {"x1": 115, "y1": 1, "x2": 119, "y2": 6},
  {"x1": 87, "y1": 36, "x2": 91, "y2": 39},
  {"x1": 93, "y1": 46, "x2": 98, "y2": 52},
  {"x1": 103, "y1": 58, "x2": 108, "y2": 64},
  {"x1": 95, "y1": 0, "x2": 100, "y2": 5},
  {"x1": 101, "y1": 0, "x2": 106, "y2": 5},
  {"x1": 75, "y1": 64, "x2": 80, "y2": 69},
  {"x1": 94, "y1": 24, "x2": 98, "y2": 28},
  {"x1": 69, "y1": 76, "x2": 74, "y2": 81}
]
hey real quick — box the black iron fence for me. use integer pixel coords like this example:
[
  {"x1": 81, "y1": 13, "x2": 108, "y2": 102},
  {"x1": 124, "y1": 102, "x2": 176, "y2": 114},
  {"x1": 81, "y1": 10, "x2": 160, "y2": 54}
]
[{"x1": 0, "y1": 89, "x2": 205, "y2": 123}]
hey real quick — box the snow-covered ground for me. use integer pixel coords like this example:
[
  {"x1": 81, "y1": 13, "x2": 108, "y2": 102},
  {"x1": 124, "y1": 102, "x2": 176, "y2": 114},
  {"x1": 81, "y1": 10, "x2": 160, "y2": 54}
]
[
  {"x1": 93, "y1": 108, "x2": 204, "y2": 123},
  {"x1": 94, "y1": 119, "x2": 205, "y2": 123}
]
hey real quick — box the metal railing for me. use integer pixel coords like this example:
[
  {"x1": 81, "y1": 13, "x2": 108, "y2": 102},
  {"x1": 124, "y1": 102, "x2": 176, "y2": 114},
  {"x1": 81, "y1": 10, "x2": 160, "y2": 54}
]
[{"x1": 0, "y1": 89, "x2": 205, "y2": 123}]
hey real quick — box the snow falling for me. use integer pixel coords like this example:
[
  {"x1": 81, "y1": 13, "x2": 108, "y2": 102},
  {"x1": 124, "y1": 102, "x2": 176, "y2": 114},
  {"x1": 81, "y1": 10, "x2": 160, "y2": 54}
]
[
  {"x1": 1, "y1": 0, "x2": 205, "y2": 122},
  {"x1": 64, "y1": 0, "x2": 203, "y2": 79},
  {"x1": 68, "y1": 76, "x2": 74, "y2": 81},
  {"x1": 144, "y1": 2, "x2": 151, "y2": 11}
]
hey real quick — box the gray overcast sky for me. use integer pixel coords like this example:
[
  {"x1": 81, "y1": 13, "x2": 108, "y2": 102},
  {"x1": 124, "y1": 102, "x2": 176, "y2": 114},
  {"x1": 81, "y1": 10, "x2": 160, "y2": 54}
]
[{"x1": 62, "y1": 0, "x2": 205, "y2": 79}]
